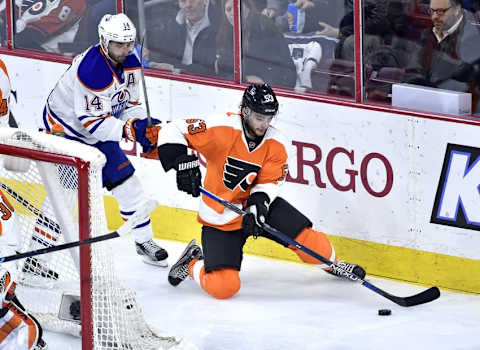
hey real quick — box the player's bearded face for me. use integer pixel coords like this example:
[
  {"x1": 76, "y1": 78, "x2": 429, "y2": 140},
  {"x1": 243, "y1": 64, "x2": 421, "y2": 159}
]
[
  {"x1": 246, "y1": 112, "x2": 273, "y2": 137},
  {"x1": 108, "y1": 41, "x2": 134, "y2": 64}
]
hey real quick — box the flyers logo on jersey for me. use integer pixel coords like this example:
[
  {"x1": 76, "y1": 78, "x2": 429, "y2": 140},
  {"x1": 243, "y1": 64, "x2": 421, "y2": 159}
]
[
  {"x1": 223, "y1": 156, "x2": 261, "y2": 191},
  {"x1": 22, "y1": 0, "x2": 57, "y2": 15}
]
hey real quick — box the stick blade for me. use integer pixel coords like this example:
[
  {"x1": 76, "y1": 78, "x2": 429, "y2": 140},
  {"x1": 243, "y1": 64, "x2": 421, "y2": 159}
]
[{"x1": 392, "y1": 286, "x2": 441, "y2": 307}]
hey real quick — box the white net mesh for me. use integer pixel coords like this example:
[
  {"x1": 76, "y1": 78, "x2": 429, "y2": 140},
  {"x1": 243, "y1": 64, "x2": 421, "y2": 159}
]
[{"x1": 0, "y1": 129, "x2": 190, "y2": 350}]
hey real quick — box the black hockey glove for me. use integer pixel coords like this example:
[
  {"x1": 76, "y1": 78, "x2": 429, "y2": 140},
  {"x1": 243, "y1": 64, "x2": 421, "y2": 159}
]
[
  {"x1": 174, "y1": 154, "x2": 201, "y2": 197},
  {"x1": 242, "y1": 192, "x2": 270, "y2": 238}
]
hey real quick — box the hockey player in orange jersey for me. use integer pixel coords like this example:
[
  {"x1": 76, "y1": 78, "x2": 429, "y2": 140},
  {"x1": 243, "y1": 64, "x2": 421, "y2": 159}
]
[
  {"x1": 0, "y1": 267, "x2": 47, "y2": 349},
  {"x1": 157, "y1": 83, "x2": 366, "y2": 299},
  {"x1": 0, "y1": 192, "x2": 47, "y2": 349},
  {"x1": 0, "y1": 58, "x2": 12, "y2": 128}
]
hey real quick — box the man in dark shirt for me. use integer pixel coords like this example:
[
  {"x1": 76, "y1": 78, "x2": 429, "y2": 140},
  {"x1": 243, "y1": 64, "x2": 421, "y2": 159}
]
[
  {"x1": 148, "y1": 0, "x2": 220, "y2": 76},
  {"x1": 414, "y1": 0, "x2": 480, "y2": 96}
]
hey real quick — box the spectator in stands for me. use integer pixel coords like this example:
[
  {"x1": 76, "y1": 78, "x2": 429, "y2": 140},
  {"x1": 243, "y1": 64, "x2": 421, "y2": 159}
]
[
  {"x1": 259, "y1": 0, "x2": 290, "y2": 31},
  {"x1": 215, "y1": 0, "x2": 296, "y2": 87},
  {"x1": 336, "y1": 0, "x2": 392, "y2": 60},
  {"x1": 147, "y1": 0, "x2": 220, "y2": 76},
  {"x1": 408, "y1": 0, "x2": 480, "y2": 102}
]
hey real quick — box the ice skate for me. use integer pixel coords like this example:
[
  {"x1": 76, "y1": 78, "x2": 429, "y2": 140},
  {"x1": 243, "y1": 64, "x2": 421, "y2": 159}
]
[
  {"x1": 168, "y1": 239, "x2": 203, "y2": 286},
  {"x1": 326, "y1": 261, "x2": 366, "y2": 281},
  {"x1": 135, "y1": 239, "x2": 168, "y2": 267}
]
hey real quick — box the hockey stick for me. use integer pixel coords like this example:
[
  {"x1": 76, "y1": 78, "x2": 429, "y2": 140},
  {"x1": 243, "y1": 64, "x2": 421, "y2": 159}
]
[
  {"x1": 0, "y1": 199, "x2": 158, "y2": 264},
  {"x1": 0, "y1": 181, "x2": 60, "y2": 232},
  {"x1": 139, "y1": 30, "x2": 152, "y2": 127},
  {"x1": 199, "y1": 187, "x2": 440, "y2": 307}
]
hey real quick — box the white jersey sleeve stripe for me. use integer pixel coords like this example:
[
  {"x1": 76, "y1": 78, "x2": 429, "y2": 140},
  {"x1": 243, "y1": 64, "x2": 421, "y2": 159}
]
[
  {"x1": 82, "y1": 115, "x2": 111, "y2": 134},
  {"x1": 45, "y1": 104, "x2": 86, "y2": 139}
]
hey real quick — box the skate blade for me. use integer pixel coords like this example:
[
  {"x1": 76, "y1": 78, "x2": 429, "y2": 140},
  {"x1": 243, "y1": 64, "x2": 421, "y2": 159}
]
[{"x1": 141, "y1": 256, "x2": 168, "y2": 267}]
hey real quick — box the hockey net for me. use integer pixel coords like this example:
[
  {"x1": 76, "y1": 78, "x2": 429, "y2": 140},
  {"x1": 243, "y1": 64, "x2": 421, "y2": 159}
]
[{"x1": 0, "y1": 128, "x2": 190, "y2": 350}]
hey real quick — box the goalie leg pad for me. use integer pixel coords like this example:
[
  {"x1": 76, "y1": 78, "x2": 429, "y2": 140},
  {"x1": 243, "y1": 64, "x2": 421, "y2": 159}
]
[
  {"x1": 0, "y1": 301, "x2": 45, "y2": 350},
  {"x1": 263, "y1": 197, "x2": 312, "y2": 247}
]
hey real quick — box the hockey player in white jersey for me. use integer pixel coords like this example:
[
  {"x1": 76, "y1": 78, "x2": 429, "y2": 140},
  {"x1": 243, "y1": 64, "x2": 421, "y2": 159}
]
[{"x1": 42, "y1": 13, "x2": 168, "y2": 266}]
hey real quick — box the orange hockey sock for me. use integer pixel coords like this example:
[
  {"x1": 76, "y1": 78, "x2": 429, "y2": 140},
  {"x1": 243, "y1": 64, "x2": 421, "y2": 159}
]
[
  {"x1": 290, "y1": 227, "x2": 336, "y2": 268},
  {"x1": 189, "y1": 260, "x2": 240, "y2": 299}
]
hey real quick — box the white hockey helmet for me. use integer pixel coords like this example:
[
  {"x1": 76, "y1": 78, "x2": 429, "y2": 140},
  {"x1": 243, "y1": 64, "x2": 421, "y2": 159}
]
[{"x1": 98, "y1": 13, "x2": 136, "y2": 55}]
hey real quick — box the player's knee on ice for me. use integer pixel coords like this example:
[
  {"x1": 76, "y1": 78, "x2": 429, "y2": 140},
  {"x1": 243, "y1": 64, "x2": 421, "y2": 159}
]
[{"x1": 203, "y1": 269, "x2": 240, "y2": 299}]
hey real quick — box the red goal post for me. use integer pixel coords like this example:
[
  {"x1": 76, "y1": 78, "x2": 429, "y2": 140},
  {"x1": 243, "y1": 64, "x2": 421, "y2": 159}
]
[{"x1": 0, "y1": 128, "x2": 189, "y2": 350}]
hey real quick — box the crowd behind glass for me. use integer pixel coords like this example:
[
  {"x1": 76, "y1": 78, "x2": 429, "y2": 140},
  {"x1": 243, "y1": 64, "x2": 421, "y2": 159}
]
[{"x1": 2, "y1": 0, "x2": 479, "y2": 114}]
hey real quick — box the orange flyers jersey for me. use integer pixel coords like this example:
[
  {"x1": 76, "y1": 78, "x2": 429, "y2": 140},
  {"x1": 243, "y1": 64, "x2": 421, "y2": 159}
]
[
  {"x1": 0, "y1": 59, "x2": 10, "y2": 127},
  {"x1": 158, "y1": 113, "x2": 291, "y2": 230}
]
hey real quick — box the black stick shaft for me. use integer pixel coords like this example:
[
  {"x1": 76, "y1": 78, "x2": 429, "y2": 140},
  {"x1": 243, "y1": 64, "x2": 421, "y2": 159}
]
[{"x1": 0, "y1": 232, "x2": 119, "y2": 263}]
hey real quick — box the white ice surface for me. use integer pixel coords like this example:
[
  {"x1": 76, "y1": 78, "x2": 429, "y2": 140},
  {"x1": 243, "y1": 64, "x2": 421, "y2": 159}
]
[{"x1": 43, "y1": 237, "x2": 480, "y2": 350}]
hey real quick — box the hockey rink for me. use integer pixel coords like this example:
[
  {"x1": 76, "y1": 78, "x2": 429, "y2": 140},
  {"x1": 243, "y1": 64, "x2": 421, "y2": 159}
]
[{"x1": 44, "y1": 237, "x2": 480, "y2": 350}]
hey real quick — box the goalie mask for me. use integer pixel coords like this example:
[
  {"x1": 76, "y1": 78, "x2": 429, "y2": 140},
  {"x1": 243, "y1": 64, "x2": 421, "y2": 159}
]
[
  {"x1": 241, "y1": 84, "x2": 279, "y2": 117},
  {"x1": 98, "y1": 13, "x2": 136, "y2": 61}
]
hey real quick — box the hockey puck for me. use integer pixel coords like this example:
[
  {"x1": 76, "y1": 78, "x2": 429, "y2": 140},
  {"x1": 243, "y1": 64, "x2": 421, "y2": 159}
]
[{"x1": 378, "y1": 309, "x2": 392, "y2": 316}]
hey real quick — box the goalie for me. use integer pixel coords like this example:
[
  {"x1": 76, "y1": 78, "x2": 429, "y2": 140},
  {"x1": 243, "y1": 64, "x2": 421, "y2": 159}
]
[
  {"x1": 0, "y1": 267, "x2": 47, "y2": 350},
  {"x1": 0, "y1": 192, "x2": 47, "y2": 349}
]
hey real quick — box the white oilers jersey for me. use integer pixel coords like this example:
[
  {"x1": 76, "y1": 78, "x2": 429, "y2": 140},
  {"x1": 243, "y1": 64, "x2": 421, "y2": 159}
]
[
  {"x1": 0, "y1": 59, "x2": 11, "y2": 127},
  {"x1": 45, "y1": 44, "x2": 146, "y2": 145}
]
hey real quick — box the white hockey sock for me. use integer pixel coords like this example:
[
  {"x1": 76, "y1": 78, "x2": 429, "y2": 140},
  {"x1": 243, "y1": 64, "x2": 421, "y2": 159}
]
[
  {"x1": 191, "y1": 260, "x2": 204, "y2": 287},
  {"x1": 319, "y1": 246, "x2": 336, "y2": 270},
  {"x1": 112, "y1": 175, "x2": 153, "y2": 243}
]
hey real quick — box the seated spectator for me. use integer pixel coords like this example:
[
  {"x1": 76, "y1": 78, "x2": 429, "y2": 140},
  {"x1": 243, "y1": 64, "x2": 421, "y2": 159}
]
[
  {"x1": 407, "y1": 0, "x2": 480, "y2": 104},
  {"x1": 147, "y1": 0, "x2": 220, "y2": 76},
  {"x1": 260, "y1": 0, "x2": 290, "y2": 32},
  {"x1": 215, "y1": 0, "x2": 296, "y2": 87},
  {"x1": 336, "y1": 0, "x2": 392, "y2": 60}
]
